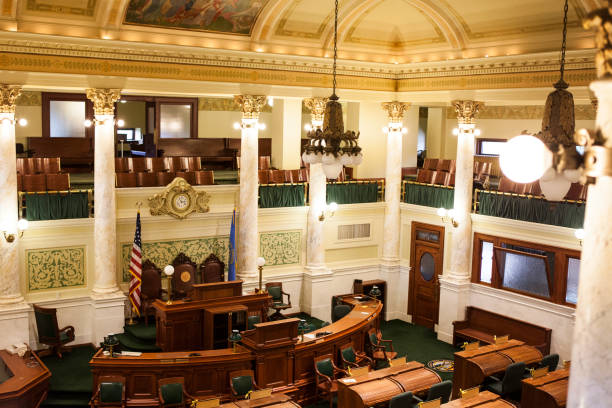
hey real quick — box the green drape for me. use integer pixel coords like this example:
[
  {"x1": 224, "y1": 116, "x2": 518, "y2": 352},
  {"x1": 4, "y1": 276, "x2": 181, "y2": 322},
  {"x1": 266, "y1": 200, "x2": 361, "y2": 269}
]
[
  {"x1": 478, "y1": 191, "x2": 585, "y2": 228},
  {"x1": 403, "y1": 183, "x2": 454, "y2": 208},
  {"x1": 259, "y1": 185, "x2": 306, "y2": 208},
  {"x1": 326, "y1": 182, "x2": 378, "y2": 204},
  {"x1": 25, "y1": 192, "x2": 89, "y2": 221}
]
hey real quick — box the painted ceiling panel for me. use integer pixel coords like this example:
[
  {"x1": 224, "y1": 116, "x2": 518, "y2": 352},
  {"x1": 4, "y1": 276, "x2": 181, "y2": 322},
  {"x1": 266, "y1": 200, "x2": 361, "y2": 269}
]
[
  {"x1": 274, "y1": 0, "x2": 337, "y2": 40},
  {"x1": 24, "y1": 0, "x2": 97, "y2": 17}
]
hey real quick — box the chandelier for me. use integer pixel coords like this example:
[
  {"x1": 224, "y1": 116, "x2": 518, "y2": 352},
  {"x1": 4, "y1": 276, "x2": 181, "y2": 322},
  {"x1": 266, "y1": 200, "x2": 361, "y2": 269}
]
[{"x1": 301, "y1": 0, "x2": 362, "y2": 179}]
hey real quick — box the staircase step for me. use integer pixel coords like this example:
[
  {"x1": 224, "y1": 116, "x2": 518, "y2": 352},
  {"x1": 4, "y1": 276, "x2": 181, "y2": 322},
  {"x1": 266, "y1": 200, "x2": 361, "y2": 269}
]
[
  {"x1": 124, "y1": 322, "x2": 157, "y2": 342},
  {"x1": 116, "y1": 332, "x2": 161, "y2": 352}
]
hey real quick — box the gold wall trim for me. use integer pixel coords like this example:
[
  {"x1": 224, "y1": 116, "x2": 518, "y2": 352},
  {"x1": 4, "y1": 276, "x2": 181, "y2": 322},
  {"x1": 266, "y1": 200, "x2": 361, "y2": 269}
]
[
  {"x1": 445, "y1": 104, "x2": 596, "y2": 120},
  {"x1": 25, "y1": 0, "x2": 96, "y2": 17},
  {"x1": 198, "y1": 97, "x2": 272, "y2": 112},
  {"x1": 16, "y1": 91, "x2": 41, "y2": 106}
]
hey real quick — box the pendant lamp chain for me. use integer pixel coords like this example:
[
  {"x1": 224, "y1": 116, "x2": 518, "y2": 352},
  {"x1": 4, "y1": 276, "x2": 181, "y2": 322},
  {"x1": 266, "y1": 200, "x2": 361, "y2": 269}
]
[
  {"x1": 332, "y1": 0, "x2": 338, "y2": 97},
  {"x1": 559, "y1": 0, "x2": 569, "y2": 84}
]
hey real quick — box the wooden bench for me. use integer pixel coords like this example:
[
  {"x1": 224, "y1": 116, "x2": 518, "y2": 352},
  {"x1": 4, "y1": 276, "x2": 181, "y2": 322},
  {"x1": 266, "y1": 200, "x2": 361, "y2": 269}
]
[{"x1": 453, "y1": 306, "x2": 551, "y2": 355}]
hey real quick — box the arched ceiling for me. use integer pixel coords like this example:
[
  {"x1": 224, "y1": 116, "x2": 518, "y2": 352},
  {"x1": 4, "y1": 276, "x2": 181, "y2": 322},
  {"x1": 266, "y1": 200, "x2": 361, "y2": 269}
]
[{"x1": 0, "y1": 0, "x2": 604, "y2": 64}]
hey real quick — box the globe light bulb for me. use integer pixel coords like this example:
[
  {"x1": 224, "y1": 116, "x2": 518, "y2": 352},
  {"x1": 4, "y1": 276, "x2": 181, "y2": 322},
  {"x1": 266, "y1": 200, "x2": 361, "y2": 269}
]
[
  {"x1": 116, "y1": 119, "x2": 125, "y2": 127},
  {"x1": 258, "y1": 123, "x2": 266, "y2": 130},
  {"x1": 452, "y1": 128, "x2": 459, "y2": 136},
  {"x1": 474, "y1": 128, "x2": 481, "y2": 136},
  {"x1": 163, "y1": 265, "x2": 175, "y2": 276},
  {"x1": 305, "y1": 124, "x2": 312, "y2": 131},
  {"x1": 574, "y1": 229, "x2": 585, "y2": 240},
  {"x1": 84, "y1": 119, "x2": 92, "y2": 128},
  {"x1": 500, "y1": 135, "x2": 552, "y2": 183},
  {"x1": 18, "y1": 118, "x2": 28, "y2": 127},
  {"x1": 17, "y1": 218, "x2": 28, "y2": 231},
  {"x1": 437, "y1": 208, "x2": 447, "y2": 217},
  {"x1": 328, "y1": 202, "x2": 339, "y2": 213},
  {"x1": 256, "y1": 257, "x2": 266, "y2": 267},
  {"x1": 233, "y1": 122, "x2": 241, "y2": 130},
  {"x1": 447, "y1": 209, "x2": 456, "y2": 218}
]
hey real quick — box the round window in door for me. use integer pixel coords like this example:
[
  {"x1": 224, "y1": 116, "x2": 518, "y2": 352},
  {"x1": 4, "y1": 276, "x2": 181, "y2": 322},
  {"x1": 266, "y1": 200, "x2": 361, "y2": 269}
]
[{"x1": 420, "y1": 252, "x2": 435, "y2": 281}]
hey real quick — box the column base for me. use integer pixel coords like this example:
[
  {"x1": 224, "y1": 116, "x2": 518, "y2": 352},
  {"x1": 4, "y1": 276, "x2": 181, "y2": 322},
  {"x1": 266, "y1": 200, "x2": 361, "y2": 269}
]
[
  {"x1": 90, "y1": 292, "x2": 125, "y2": 345},
  {"x1": 91, "y1": 285, "x2": 123, "y2": 298},
  {"x1": 0, "y1": 301, "x2": 30, "y2": 349},
  {"x1": 237, "y1": 270, "x2": 259, "y2": 281},
  {"x1": 302, "y1": 265, "x2": 333, "y2": 322},
  {"x1": 379, "y1": 261, "x2": 404, "y2": 321},
  {"x1": 380, "y1": 257, "x2": 400, "y2": 268},
  {"x1": 0, "y1": 294, "x2": 26, "y2": 305},
  {"x1": 437, "y1": 277, "x2": 471, "y2": 345}
]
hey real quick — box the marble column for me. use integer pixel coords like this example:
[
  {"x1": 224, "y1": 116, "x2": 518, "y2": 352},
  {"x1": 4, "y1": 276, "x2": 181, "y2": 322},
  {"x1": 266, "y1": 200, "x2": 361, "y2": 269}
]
[
  {"x1": 0, "y1": 85, "x2": 30, "y2": 349},
  {"x1": 568, "y1": 10, "x2": 612, "y2": 407},
  {"x1": 302, "y1": 97, "x2": 333, "y2": 321},
  {"x1": 437, "y1": 100, "x2": 483, "y2": 343},
  {"x1": 86, "y1": 89, "x2": 125, "y2": 344},
  {"x1": 235, "y1": 95, "x2": 267, "y2": 279}
]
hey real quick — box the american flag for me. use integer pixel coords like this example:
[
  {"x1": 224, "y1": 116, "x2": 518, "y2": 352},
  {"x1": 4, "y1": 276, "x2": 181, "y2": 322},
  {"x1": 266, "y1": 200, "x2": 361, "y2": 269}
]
[{"x1": 128, "y1": 211, "x2": 142, "y2": 316}]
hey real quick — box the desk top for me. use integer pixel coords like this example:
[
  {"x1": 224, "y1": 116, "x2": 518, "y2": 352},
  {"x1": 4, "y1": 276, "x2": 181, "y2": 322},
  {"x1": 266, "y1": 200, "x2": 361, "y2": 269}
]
[
  {"x1": 523, "y1": 368, "x2": 569, "y2": 387},
  {"x1": 90, "y1": 346, "x2": 253, "y2": 365},
  {"x1": 338, "y1": 361, "x2": 424, "y2": 386},
  {"x1": 455, "y1": 340, "x2": 524, "y2": 359},
  {"x1": 153, "y1": 290, "x2": 271, "y2": 313},
  {"x1": 522, "y1": 368, "x2": 569, "y2": 407},
  {"x1": 441, "y1": 391, "x2": 501, "y2": 407},
  {"x1": 498, "y1": 345, "x2": 542, "y2": 365},
  {"x1": 220, "y1": 393, "x2": 299, "y2": 407},
  {"x1": 0, "y1": 350, "x2": 50, "y2": 398}
]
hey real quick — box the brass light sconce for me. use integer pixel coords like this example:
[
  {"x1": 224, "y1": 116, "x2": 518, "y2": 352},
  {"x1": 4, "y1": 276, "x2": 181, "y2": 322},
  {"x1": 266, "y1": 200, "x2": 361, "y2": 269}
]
[
  {"x1": 437, "y1": 208, "x2": 458, "y2": 228},
  {"x1": 3, "y1": 219, "x2": 29, "y2": 243}
]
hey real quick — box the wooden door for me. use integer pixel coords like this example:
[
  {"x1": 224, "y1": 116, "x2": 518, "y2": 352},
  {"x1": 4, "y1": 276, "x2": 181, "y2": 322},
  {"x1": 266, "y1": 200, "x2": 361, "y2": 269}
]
[{"x1": 409, "y1": 222, "x2": 445, "y2": 328}]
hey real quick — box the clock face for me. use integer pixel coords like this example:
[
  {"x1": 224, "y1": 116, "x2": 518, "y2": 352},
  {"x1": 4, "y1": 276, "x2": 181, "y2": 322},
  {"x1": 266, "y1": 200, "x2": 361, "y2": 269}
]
[{"x1": 174, "y1": 194, "x2": 190, "y2": 210}]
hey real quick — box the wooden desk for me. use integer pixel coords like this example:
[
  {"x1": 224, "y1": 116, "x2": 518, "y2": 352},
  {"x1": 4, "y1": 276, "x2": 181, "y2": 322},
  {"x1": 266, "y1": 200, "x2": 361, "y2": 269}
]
[
  {"x1": 521, "y1": 369, "x2": 569, "y2": 408},
  {"x1": 452, "y1": 340, "x2": 542, "y2": 398},
  {"x1": 220, "y1": 393, "x2": 300, "y2": 407},
  {"x1": 337, "y1": 362, "x2": 441, "y2": 407},
  {"x1": 0, "y1": 351, "x2": 50, "y2": 408},
  {"x1": 441, "y1": 391, "x2": 516, "y2": 407}
]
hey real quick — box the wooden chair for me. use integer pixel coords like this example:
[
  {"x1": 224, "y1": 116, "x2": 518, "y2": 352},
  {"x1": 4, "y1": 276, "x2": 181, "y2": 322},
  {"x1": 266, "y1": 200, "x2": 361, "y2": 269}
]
[
  {"x1": 497, "y1": 176, "x2": 516, "y2": 193},
  {"x1": 46, "y1": 173, "x2": 70, "y2": 191},
  {"x1": 181, "y1": 157, "x2": 202, "y2": 172},
  {"x1": 175, "y1": 171, "x2": 196, "y2": 185},
  {"x1": 137, "y1": 172, "x2": 157, "y2": 187},
  {"x1": 199, "y1": 253, "x2": 225, "y2": 283},
  {"x1": 31, "y1": 157, "x2": 46, "y2": 174},
  {"x1": 416, "y1": 169, "x2": 435, "y2": 184},
  {"x1": 33, "y1": 304, "x2": 75, "y2": 358},
  {"x1": 332, "y1": 304, "x2": 351, "y2": 323},
  {"x1": 156, "y1": 171, "x2": 176, "y2": 186},
  {"x1": 115, "y1": 158, "x2": 131, "y2": 173},
  {"x1": 229, "y1": 369, "x2": 259, "y2": 401},
  {"x1": 90, "y1": 375, "x2": 126, "y2": 407},
  {"x1": 16, "y1": 174, "x2": 23, "y2": 191},
  {"x1": 22, "y1": 174, "x2": 47, "y2": 192},
  {"x1": 258, "y1": 156, "x2": 271, "y2": 170},
  {"x1": 194, "y1": 170, "x2": 215, "y2": 185},
  {"x1": 446, "y1": 173, "x2": 455, "y2": 187},
  {"x1": 299, "y1": 168, "x2": 309, "y2": 182},
  {"x1": 146, "y1": 157, "x2": 169, "y2": 173},
  {"x1": 268, "y1": 170, "x2": 285, "y2": 184},
  {"x1": 116, "y1": 172, "x2": 138, "y2": 188},
  {"x1": 339, "y1": 342, "x2": 373, "y2": 370},
  {"x1": 165, "y1": 157, "x2": 183, "y2": 172},
  {"x1": 129, "y1": 157, "x2": 147, "y2": 173},
  {"x1": 565, "y1": 183, "x2": 587, "y2": 201},
  {"x1": 171, "y1": 253, "x2": 196, "y2": 299},
  {"x1": 423, "y1": 158, "x2": 438, "y2": 170},
  {"x1": 266, "y1": 282, "x2": 291, "y2": 320},
  {"x1": 314, "y1": 354, "x2": 347, "y2": 408},
  {"x1": 366, "y1": 328, "x2": 397, "y2": 365},
  {"x1": 158, "y1": 377, "x2": 194, "y2": 407},
  {"x1": 258, "y1": 170, "x2": 270, "y2": 184},
  {"x1": 140, "y1": 260, "x2": 164, "y2": 325},
  {"x1": 43, "y1": 157, "x2": 61, "y2": 174},
  {"x1": 433, "y1": 171, "x2": 449, "y2": 186}
]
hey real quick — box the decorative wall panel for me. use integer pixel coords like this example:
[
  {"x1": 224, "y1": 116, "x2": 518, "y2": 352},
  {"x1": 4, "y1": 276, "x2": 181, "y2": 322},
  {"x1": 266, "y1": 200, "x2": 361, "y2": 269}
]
[
  {"x1": 26, "y1": 246, "x2": 86, "y2": 291},
  {"x1": 259, "y1": 231, "x2": 301, "y2": 266}
]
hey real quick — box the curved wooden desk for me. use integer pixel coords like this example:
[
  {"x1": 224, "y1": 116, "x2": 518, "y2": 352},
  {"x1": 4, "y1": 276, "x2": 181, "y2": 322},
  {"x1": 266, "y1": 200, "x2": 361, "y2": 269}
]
[
  {"x1": 441, "y1": 391, "x2": 516, "y2": 407},
  {"x1": 0, "y1": 351, "x2": 50, "y2": 408},
  {"x1": 521, "y1": 368, "x2": 568, "y2": 408}
]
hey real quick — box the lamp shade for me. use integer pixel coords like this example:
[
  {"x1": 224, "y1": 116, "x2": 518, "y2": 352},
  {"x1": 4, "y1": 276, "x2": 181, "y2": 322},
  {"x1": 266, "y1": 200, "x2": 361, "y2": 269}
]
[
  {"x1": 328, "y1": 202, "x2": 338, "y2": 213},
  {"x1": 323, "y1": 162, "x2": 343, "y2": 179},
  {"x1": 229, "y1": 329, "x2": 242, "y2": 342},
  {"x1": 17, "y1": 218, "x2": 28, "y2": 231},
  {"x1": 540, "y1": 171, "x2": 572, "y2": 201},
  {"x1": 256, "y1": 257, "x2": 266, "y2": 267},
  {"x1": 369, "y1": 285, "x2": 382, "y2": 298},
  {"x1": 500, "y1": 135, "x2": 552, "y2": 183},
  {"x1": 163, "y1": 265, "x2": 175, "y2": 276}
]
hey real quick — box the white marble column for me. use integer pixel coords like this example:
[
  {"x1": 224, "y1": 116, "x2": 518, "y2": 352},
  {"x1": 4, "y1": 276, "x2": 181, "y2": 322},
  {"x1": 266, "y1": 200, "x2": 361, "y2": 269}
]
[
  {"x1": 235, "y1": 95, "x2": 266, "y2": 279},
  {"x1": 0, "y1": 85, "x2": 29, "y2": 349},
  {"x1": 437, "y1": 100, "x2": 483, "y2": 343},
  {"x1": 568, "y1": 10, "x2": 612, "y2": 406}
]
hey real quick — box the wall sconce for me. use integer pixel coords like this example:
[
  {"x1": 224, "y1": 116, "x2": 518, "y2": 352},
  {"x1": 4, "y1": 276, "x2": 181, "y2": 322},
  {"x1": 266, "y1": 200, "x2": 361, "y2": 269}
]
[
  {"x1": 1, "y1": 117, "x2": 28, "y2": 126},
  {"x1": 382, "y1": 123, "x2": 408, "y2": 134},
  {"x1": 437, "y1": 208, "x2": 458, "y2": 228},
  {"x1": 233, "y1": 121, "x2": 266, "y2": 130},
  {"x1": 452, "y1": 126, "x2": 481, "y2": 136},
  {"x1": 256, "y1": 257, "x2": 265, "y2": 293},
  {"x1": 163, "y1": 265, "x2": 174, "y2": 305},
  {"x1": 3, "y1": 218, "x2": 28, "y2": 243},
  {"x1": 319, "y1": 202, "x2": 338, "y2": 221},
  {"x1": 574, "y1": 228, "x2": 585, "y2": 246},
  {"x1": 84, "y1": 118, "x2": 124, "y2": 127}
]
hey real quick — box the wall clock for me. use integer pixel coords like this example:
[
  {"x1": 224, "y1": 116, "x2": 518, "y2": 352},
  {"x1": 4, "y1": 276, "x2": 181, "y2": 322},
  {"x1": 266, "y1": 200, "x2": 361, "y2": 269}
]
[{"x1": 148, "y1": 177, "x2": 210, "y2": 219}]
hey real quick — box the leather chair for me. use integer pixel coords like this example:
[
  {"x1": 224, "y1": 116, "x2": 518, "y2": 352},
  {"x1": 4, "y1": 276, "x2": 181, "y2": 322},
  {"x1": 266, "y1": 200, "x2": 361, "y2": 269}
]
[
  {"x1": 115, "y1": 158, "x2": 130, "y2": 173},
  {"x1": 171, "y1": 253, "x2": 196, "y2": 299},
  {"x1": 485, "y1": 361, "x2": 526, "y2": 398},
  {"x1": 46, "y1": 173, "x2": 70, "y2": 191},
  {"x1": 116, "y1": 172, "x2": 138, "y2": 188},
  {"x1": 43, "y1": 157, "x2": 61, "y2": 174},
  {"x1": 90, "y1": 375, "x2": 126, "y2": 407},
  {"x1": 332, "y1": 304, "x2": 351, "y2": 323},
  {"x1": 265, "y1": 282, "x2": 291, "y2": 320},
  {"x1": 175, "y1": 171, "x2": 196, "y2": 185},
  {"x1": 129, "y1": 158, "x2": 148, "y2": 173},
  {"x1": 314, "y1": 354, "x2": 347, "y2": 408},
  {"x1": 258, "y1": 156, "x2": 271, "y2": 170},
  {"x1": 194, "y1": 170, "x2": 214, "y2": 185},
  {"x1": 229, "y1": 369, "x2": 259, "y2": 401},
  {"x1": 22, "y1": 174, "x2": 47, "y2": 192},
  {"x1": 258, "y1": 170, "x2": 270, "y2": 184},
  {"x1": 140, "y1": 260, "x2": 164, "y2": 325},
  {"x1": 366, "y1": 328, "x2": 397, "y2": 365},
  {"x1": 158, "y1": 377, "x2": 194, "y2": 407},
  {"x1": 389, "y1": 391, "x2": 413, "y2": 408},
  {"x1": 146, "y1": 157, "x2": 169, "y2": 173},
  {"x1": 136, "y1": 172, "x2": 157, "y2": 187},
  {"x1": 33, "y1": 304, "x2": 75, "y2": 358},
  {"x1": 199, "y1": 253, "x2": 225, "y2": 283},
  {"x1": 156, "y1": 171, "x2": 176, "y2": 186},
  {"x1": 540, "y1": 353, "x2": 560, "y2": 372},
  {"x1": 339, "y1": 342, "x2": 373, "y2": 370},
  {"x1": 247, "y1": 315, "x2": 261, "y2": 330},
  {"x1": 413, "y1": 380, "x2": 452, "y2": 405}
]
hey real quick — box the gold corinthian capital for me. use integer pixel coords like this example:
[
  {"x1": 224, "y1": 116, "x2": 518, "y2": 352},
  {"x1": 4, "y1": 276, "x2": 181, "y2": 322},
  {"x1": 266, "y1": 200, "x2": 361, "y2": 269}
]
[
  {"x1": 381, "y1": 101, "x2": 411, "y2": 124},
  {"x1": 0, "y1": 85, "x2": 22, "y2": 114},
  {"x1": 86, "y1": 89, "x2": 122, "y2": 116},
  {"x1": 304, "y1": 97, "x2": 329, "y2": 123},
  {"x1": 583, "y1": 4, "x2": 612, "y2": 79},
  {"x1": 234, "y1": 95, "x2": 267, "y2": 120},
  {"x1": 452, "y1": 100, "x2": 484, "y2": 124}
]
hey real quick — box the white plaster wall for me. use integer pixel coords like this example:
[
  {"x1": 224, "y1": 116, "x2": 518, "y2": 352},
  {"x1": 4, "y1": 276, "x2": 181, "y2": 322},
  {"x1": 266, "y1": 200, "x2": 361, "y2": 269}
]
[
  {"x1": 14, "y1": 105, "x2": 43, "y2": 147},
  {"x1": 355, "y1": 102, "x2": 389, "y2": 178},
  {"x1": 197, "y1": 111, "x2": 272, "y2": 139},
  {"x1": 402, "y1": 106, "x2": 420, "y2": 167}
]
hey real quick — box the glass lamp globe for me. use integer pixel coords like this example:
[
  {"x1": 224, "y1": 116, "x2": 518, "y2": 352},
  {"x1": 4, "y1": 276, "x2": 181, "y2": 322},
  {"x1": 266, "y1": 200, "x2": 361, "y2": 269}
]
[
  {"x1": 500, "y1": 135, "x2": 552, "y2": 183},
  {"x1": 540, "y1": 172, "x2": 571, "y2": 202},
  {"x1": 437, "y1": 208, "x2": 447, "y2": 217},
  {"x1": 328, "y1": 202, "x2": 339, "y2": 212},
  {"x1": 17, "y1": 218, "x2": 29, "y2": 231},
  {"x1": 163, "y1": 265, "x2": 175, "y2": 276},
  {"x1": 323, "y1": 162, "x2": 343, "y2": 179},
  {"x1": 574, "y1": 229, "x2": 585, "y2": 240},
  {"x1": 256, "y1": 257, "x2": 266, "y2": 267}
]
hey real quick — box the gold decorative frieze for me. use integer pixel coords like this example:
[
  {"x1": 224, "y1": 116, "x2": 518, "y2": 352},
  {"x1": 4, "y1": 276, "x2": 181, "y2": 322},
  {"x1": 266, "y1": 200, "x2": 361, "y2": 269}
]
[
  {"x1": 26, "y1": 246, "x2": 86, "y2": 292},
  {"x1": 0, "y1": 85, "x2": 21, "y2": 113},
  {"x1": 453, "y1": 100, "x2": 483, "y2": 124},
  {"x1": 25, "y1": 0, "x2": 96, "y2": 17},
  {"x1": 584, "y1": 4, "x2": 612, "y2": 78},
  {"x1": 234, "y1": 95, "x2": 267, "y2": 120},
  {"x1": 86, "y1": 88, "x2": 121, "y2": 115},
  {"x1": 445, "y1": 104, "x2": 596, "y2": 120},
  {"x1": 304, "y1": 97, "x2": 328, "y2": 123},
  {"x1": 148, "y1": 177, "x2": 210, "y2": 220},
  {"x1": 198, "y1": 97, "x2": 272, "y2": 113},
  {"x1": 382, "y1": 101, "x2": 411, "y2": 123},
  {"x1": 16, "y1": 91, "x2": 41, "y2": 106}
]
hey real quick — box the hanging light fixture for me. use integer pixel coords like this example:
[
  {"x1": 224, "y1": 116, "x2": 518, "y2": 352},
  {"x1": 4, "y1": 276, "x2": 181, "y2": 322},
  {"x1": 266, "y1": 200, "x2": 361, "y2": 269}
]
[
  {"x1": 301, "y1": 0, "x2": 362, "y2": 179},
  {"x1": 500, "y1": 0, "x2": 582, "y2": 200}
]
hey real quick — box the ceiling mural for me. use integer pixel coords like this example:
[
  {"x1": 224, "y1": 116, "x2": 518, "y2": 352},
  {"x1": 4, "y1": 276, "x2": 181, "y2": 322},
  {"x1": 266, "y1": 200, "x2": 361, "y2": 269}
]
[{"x1": 124, "y1": 0, "x2": 270, "y2": 35}]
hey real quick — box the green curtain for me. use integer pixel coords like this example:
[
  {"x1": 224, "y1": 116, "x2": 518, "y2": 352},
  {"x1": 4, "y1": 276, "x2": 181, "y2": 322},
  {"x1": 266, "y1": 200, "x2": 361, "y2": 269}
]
[
  {"x1": 326, "y1": 182, "x2": 378, "y2": 204},
  {"x1": 259, "y1": 185, "x2": 305, "y2": 208},
  {"x1": 25, "y1": 192, "x2": 89, "y2": 221},
  {"x1": 478, "y1": 191, "x2": 585, "y2": 228},
  {"x1": 403, "y1": 183, "x2": 454, "y2": 208}
]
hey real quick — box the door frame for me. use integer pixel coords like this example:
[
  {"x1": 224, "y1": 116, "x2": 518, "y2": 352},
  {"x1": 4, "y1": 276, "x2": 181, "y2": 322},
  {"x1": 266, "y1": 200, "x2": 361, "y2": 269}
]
[{"x1": 408, "y1": 221, "x2": 445, "y2": 324}]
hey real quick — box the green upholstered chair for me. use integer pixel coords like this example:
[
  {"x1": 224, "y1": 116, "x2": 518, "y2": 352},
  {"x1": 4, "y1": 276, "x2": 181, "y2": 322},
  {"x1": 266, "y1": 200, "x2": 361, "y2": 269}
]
[
  {"x1": 33, "y1": 304, "x2": 75, "y2": 358},
  {"x1": 540, "y1": 353, "x2": 560, "y2": 372},
  {"x1": 332, "y1": 304, "x2": 351, "y2": 323},
  {"x1": 413, "y1": 380, "x2": 452, "y2": 405},
  {"x1": 485, "y1": 362, "x2": 526, "y2": 398},
  {"x1": 90, "y1": 375, "x2": 126, "y2": 407},
  {"x1": 229, "y1": 370, "x2": 259, "y2": 401},
  {"x1": 265, "y1": 282, "x2": 291, "y2": 320},
  {"x1": 314, "y1": 354, "x2": 347, "y2": 408},
  {"x1": 158, "y1": 377, "x2": 194, "y2": 407},
  {"x1": 366, "y1": 328, "x2": 397, "y2": 365},
  {"x1": 247, "y1": 315, "x2": 261, "y2": 330},
  {"x1": 389, "y1": 391, "x2": 413, "y2": 408},
  {"x1": 339, "y1": 342, "x2": 373, "y2": 370}
]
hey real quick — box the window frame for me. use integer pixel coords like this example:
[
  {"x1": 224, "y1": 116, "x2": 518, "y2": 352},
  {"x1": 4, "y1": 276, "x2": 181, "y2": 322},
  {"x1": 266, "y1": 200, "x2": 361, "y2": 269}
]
[
  {"x1": 475, "y1": 138, "x2": 507, "y2": 156},
  {"x1": 155, "y1": 97, "x2": 198, "y2": 139},
  {"x1": 42, "y1": 92, "x2": 94, "y2": 138},
  {"x1": 472, "y1": 233, "x2": 580, "y2": 307}
]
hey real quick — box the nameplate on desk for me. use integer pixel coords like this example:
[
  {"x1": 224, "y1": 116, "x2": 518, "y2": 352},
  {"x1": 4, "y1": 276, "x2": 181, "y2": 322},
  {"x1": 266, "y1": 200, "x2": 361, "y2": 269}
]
[
  {"x1": 348, "y1": 366, "x2": 369, "y2": 377},
  {"x1": 494, "y1": 335, "x2": 509, "y2": 345},
  {"x1": 195, "y1": 398, "x2": 220, "y2": 407},
  {"x1": 463, "y1": 341, "x2": 479, "y2": 351},
  {"x1": 175, "y1": 358, "x2": 189, "y2": 363},
  {"x1": 341, "y1": 378, "x2": 357, "y2": 384},
  {"x1": 361, "y1": 311, "x2": 369, "y2": 315},
  {"x1": 531, "y1": 366, "x2": 549, "y2": 378},
  {"x1": 304, "y1": 334, "x2": 316, "y2": 340},
  {"x1": 249, "y1": 388, "x2": 272, "y2": 400},
  {"x1": 459, "y1": 386, "x2": 479, "y2": 399},
  {"x1": 418, "y1": 398, "x2": 441, "y2": 408},
  {"x1": 160, "y1": 359, "x2": 174, "y2": 364},
  {"x1": 389, "y1": 356, "x2": 406, "y2": 367},
  {"x1": 120, "y1": 351, "x2": 142, "y2": 357}
]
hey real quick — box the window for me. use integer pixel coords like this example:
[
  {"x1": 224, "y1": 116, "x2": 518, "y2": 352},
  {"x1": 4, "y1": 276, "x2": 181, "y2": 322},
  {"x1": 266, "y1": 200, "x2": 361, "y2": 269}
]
[
  {"x1": 476, "y1": 138, "x2": 506, "y2": 156},
  {"x1": 43, "y1": 93, "x2": 94, "y2": 138},
  {"x1": 473, "y1": 233, "x2": 580, "y2": 306}
]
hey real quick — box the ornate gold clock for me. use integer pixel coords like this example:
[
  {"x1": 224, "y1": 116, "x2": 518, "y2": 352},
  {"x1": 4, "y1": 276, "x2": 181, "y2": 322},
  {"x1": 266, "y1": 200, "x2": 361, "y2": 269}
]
[{"x1": 148, "y1": 177, "x2": 210, "y2": 219}]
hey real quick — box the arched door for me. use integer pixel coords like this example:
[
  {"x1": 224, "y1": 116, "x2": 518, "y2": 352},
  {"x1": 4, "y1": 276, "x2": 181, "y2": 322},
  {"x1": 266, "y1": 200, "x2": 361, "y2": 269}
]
[{"x1": 409, "y1": 222, "x2": 445, "y2": 328}]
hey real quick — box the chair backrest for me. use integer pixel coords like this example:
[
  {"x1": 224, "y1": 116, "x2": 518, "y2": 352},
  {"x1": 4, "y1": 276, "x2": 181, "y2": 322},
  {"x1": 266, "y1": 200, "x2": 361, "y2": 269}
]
[
  {"x1": 332, "y1": 304, "x2": 351, "y2": 323},
  {"x1": 497, "y1": 176, "x2": 516, "y2": 193},
  {"x1": 33, "y1": 304, "x2": 59, "y2": 343},
  {"x1": 129, "y1": 158, "x2": 147, "y2": 173},
  {"x1": 165, "y1": 157, "x2": 183, "y2": 172},
  {"x1": 247, "y1": 315, "x2": 261, "y2": 330},
  {"x1": 158, "y1": 377, "x2": 184, "y2": 405},
  {"x1": 367, "y1": 329, "x2": 379, "y2": 347},
  {"x1": 259, "y1": 156, "x2": 271, "y2": 170},
  {"x1": 265, "y1": 282, "x2": 283, "y2": 302},
  {"x1": 175, "y1": 171, "x2": 196, "y2": 185},
  {"x1": 258, "y1": 170, "x2": 270, "y2": 184},
  {"x1": 502, "y1": 362, "x2": 526, "y2": 394},
  {"x1": 195, "y1": 170, "x2": 214, "y2": 185},
  {"x1": 116, "y1": 172, "x2": 138, "y2": 188},
  {"x1": 540, "y1": 353, "x2": 559, "y2": 372},
  {"x1": 16, "y1": 174, "x2": 23, "y2": 191},
  {"x1": 229, "y1": 370, "x2": 255, "y2": 397},
  {"x1": 171, "y1": 253, "x2": 196, "y2": 297},
  {"x1": 340, "y1": 344, "x2": 357, "y2": 364},
  {"x1": 389, "y1": 391, "x2": 413, "y2": 408},
  {"x1": 98, "y1": 375, "x2": 126, "y2": 404},
  {"x1": 299, "y1": 168, "x2": 309, "y2": 182},
  {"x1": 269, "y1": 170, "x2": 285, "y2": 184},
  {"x1": 141, "y1": 260, "x2": 162, "y2": 299},
  {"x1": 315, "y1": 357, "x2": 334, "y2": 378},
  {"x1": 426, "y1": 380, "x2": 452, "y2": 403},
  {"x1": 156, "y1": 171, "x2": 176, "y2": 186},
  {"x1": 137, "y1": 172, "x2": 157, "y2": 187},
  {"x1": 416, "y1": 169, "x2": 435, "y2": 184},
  {"x1": 199, "y1": 253, "x2": 225, "y2": 283},
  {"x1": 22, "y1": 174, "x2": 47, "y2": 192},
  {"x1": 433, "y1": 171, "x2": 449, "y2": 186},
  {"x1": 43, "y1": 157, "x2": 61, "y2": 174},
  {"x1": 115, "y1": 157, "x2": 130, "y2": 173},
  {"x1": 146, "y1": 157, "x2": 169, "y2": 173},
  {"x1": 181, "y1": 157, "x2": 201, "y2": 172},
  {"x1": 46, "y1": 173, "x2": 70, "y2": 191},
  {"x1": 423, "y1": 158, "x2": 438, "y2": 170}
]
